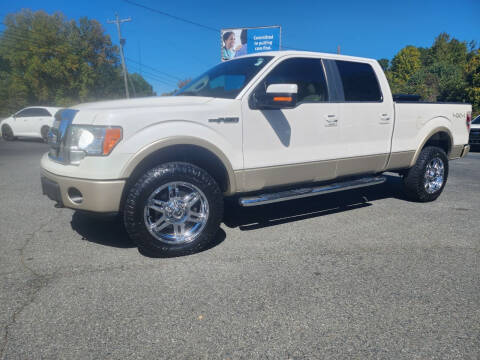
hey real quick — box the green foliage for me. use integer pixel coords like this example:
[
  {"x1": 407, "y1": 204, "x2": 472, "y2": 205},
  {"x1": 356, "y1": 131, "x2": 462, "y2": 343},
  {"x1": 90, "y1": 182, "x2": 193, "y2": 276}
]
[
  {"x1": 390, "y1": 45, "x2": 421, "y2": 83},
  {"x1": 377, "y1": 58, "x2": 389, "y2": 72},
  {"x1": 0, "y1": 10, "x2": 154, "y2": 117},
  {"x1": 465, "y1": 50, "x2": 480, "y2": 116},
  {"x1": 382, "y1": 33, "x2": 479, "y2": 115}
]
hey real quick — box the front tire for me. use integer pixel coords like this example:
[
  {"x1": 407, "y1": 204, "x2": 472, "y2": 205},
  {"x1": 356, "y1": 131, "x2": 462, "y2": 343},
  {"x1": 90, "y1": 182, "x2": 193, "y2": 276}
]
[
  {"x1": 1, "y1": 124, "x2": 16, "y2": 141},
  {"x1": 124, "y1": 162, "x2": 223, "y2": 257},
  {"x1": 403, "y1": 146, "x2": 449, "y2": 202}
]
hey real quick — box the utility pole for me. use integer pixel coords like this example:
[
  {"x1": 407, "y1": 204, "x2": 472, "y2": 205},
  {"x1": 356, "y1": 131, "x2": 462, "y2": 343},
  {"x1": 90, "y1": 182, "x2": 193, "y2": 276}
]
[{"x1": 107, "y1": 14, "x2": 131, "y2": 98}]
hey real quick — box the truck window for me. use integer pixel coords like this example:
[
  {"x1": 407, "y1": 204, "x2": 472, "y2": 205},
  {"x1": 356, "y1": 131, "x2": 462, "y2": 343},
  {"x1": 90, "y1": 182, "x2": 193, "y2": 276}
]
[
  {"x1": 335, "y1": 60, "x2": 382, "y2": 102},
  {"x1": 260, "y1": 58, "x2": 328, "y2": 103}
]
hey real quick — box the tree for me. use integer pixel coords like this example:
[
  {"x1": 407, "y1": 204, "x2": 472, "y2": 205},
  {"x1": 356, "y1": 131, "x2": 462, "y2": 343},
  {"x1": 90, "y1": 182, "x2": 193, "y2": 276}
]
[
  {"x1": 383, "y1": 33, "x2": 479, "y2": 114},
  {"x1": 378, "y1": 58, "x2": 389, "y2": 72},
  {"x1": 128, "y1": 73, "x2": 156, "y2": 97},
  {"x1": 390, "y1": 46, "x2": 421, "y2": 84},
  {"x1": 465, "y1": 49, "x2": 480, "y2": 115},
  {"x1": 0, "y1": 10, "x2": 154, "y2": 117}
]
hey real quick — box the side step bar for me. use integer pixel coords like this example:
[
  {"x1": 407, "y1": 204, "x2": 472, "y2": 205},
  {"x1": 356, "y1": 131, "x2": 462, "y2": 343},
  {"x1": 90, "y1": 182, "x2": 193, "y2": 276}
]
[{"x1": 239, "y1": 176, "x2": 386, "y2": 207}]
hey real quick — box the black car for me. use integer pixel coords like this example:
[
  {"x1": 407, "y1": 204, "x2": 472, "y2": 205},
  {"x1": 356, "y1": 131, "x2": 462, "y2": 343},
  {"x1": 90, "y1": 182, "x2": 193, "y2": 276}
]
[{"x1": 469, "y1": 115, "x2": 480, "y2": 147}]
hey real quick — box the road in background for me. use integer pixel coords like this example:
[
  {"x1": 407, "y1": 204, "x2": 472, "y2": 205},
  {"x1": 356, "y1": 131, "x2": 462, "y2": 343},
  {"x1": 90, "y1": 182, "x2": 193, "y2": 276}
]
[{"x1": 0, "y1": 139, "x2": 479, "y2": 359}]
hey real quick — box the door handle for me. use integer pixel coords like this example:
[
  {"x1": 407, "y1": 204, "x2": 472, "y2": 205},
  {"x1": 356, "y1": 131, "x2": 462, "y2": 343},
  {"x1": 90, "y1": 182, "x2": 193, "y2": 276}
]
[
  {"x1": 325, "y1": 114, "x2": 338, "y2": 121},
  {"x1": 380, "y1": 114, "x2": 390, "y2": 121},
  {"x1": 324, "y1": 114, "x2": 338, "y2": 126}
]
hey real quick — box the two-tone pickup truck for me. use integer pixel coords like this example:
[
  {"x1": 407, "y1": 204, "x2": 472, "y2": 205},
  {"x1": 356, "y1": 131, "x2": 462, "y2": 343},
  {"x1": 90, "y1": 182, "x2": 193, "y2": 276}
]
[{"x1": 41, "y1": 51, "x2": 472, "y2": 256}]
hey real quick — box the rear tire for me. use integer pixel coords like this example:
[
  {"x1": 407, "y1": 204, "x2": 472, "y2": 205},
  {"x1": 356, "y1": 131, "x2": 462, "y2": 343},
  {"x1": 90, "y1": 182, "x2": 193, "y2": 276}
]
[
  {"x1": 1, "y1": 124, "x2": 15, "y2": 141},
  {"x1": 41, "y1": 126, "x2": 50, "y2": 142},
  {"x1": 403, "y1": 146, "x2": 449, "y2": 202},
  {"x1": 124, "y1": 162, "x2": 223, "y2": 257}
]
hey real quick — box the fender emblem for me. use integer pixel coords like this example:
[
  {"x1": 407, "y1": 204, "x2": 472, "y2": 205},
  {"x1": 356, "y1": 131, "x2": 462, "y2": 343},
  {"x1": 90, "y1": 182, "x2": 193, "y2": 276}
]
[{"x1": 208, "y1": 117, "x2": 239, "y2": 123}]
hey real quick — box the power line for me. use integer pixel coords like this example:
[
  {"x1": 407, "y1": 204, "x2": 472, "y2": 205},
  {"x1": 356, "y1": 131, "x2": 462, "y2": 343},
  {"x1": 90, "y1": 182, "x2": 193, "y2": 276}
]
[
  {"x1": 123, "y1": 0, "x2": 218, "y2": 33},
  {"x1": 126, "y1": 62, "x2": 177, "y2": 86},
  {"x1": 125, "y1": 60, "x2": 177, "y2": 83},
  {"x1": 122, "y1": 0, "x2": 310, "y2": 52},
  {"x1": 126, "y1": 57, "x2": 182, "y2": 81}
]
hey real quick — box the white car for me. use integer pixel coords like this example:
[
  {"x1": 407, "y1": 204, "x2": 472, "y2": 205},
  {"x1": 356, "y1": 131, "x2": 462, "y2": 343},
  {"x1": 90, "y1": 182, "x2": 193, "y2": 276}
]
[{"x1": 1, "y1": 106, "x2": 61, "y2": 141}]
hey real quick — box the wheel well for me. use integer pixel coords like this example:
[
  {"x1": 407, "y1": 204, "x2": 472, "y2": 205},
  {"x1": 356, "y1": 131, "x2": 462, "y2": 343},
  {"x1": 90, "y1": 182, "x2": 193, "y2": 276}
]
[
  {"x1": 422, "y1": 131, "x2": 452, "y2": 155},
  {"x1": 124, "y1": 144, "x2": 230, "y2": 198}
]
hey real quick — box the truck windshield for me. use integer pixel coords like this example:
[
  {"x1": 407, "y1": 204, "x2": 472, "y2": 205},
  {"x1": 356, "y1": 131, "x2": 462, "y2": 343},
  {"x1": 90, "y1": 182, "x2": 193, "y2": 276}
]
[
  {"x1": 176, "y1": 56, "x2": 273, "y2": 99},
  {"x1": 473, "y1": 115, "x2": 480, "y2": 124}
]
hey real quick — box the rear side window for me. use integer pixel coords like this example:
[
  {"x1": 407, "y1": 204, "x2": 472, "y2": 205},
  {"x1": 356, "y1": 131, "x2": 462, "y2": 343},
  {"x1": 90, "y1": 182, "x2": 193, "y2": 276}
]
[
  {"x1": 335, "y1": 60, "x2": 382, "y2": 102},
  {"x1": 29, "y1": 108, "x2": 52, "y2": 117},
  {"x1": 260, "y1": 58, "x2": 328, "y2": 103},
  {"x1": 15, "y1": 108, "x2": 51, "y2": 117}
]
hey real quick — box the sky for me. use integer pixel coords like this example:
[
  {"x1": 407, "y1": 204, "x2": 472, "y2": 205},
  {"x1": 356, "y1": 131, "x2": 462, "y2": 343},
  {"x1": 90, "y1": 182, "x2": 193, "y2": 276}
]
[{"x1": 1, "y1": 0, "x2": 479, "y2": 95}]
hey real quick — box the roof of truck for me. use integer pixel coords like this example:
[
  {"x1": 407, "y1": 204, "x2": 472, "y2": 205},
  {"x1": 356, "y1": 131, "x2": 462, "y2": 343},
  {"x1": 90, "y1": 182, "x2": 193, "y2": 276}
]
[{"x1": 239, "y1": 50, "x2": 377, "y2": 63}]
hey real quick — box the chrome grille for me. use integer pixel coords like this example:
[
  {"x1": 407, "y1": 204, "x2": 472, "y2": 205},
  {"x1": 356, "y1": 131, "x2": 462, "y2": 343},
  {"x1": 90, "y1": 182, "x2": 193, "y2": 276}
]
[{"x1": 48, "y1": 109, "x2": 79, "y2": 163}]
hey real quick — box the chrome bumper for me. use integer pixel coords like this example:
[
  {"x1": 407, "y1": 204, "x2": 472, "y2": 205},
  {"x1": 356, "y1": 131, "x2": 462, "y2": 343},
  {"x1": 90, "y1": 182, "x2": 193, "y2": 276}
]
[{"x1": 41, "y1": 169, "x2": 125, "y2": 213}]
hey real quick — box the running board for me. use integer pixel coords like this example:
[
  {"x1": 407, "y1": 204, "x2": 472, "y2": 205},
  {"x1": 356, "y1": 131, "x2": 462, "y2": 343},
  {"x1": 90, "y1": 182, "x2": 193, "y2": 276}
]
[{"x1": 238, "y1": 176, "x2": 386, "y2": 207}]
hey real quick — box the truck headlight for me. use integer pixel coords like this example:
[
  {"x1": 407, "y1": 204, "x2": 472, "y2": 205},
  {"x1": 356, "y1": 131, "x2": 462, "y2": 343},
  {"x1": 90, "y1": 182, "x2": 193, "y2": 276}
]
[{"x1": 66, "y1": 125, "x2": 122, "y2": 164}]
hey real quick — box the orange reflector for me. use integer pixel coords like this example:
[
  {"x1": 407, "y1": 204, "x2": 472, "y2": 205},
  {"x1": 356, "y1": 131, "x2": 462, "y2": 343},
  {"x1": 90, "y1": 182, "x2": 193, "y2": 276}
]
[
  {"x1": 103, "y1": 128, "x2": 122, "y2": 155},
  {"x1": 273, "y1": 96, "x2": 292, "y2": 102}
]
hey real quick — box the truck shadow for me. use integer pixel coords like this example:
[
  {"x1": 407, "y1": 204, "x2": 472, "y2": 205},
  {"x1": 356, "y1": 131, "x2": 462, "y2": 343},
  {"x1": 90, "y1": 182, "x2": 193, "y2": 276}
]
[
  {"x1": 70, "y1": 211, "x2": 227, "y2": 257},
  {"x1": 69, "y1": 175, "x2": 404, "y2": 255},
  {"x1": 70, "y1": 213, "x2": 135, "y2": 248},
  {"x1": 224, "y1": 174, "x2": 405, "y2": 230}
]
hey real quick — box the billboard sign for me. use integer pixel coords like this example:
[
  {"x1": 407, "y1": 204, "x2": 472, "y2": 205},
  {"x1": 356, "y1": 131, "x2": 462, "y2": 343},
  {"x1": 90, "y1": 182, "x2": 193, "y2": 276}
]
[{"x1": 221, "y1": 26, "x2": 281, "y2": 61}]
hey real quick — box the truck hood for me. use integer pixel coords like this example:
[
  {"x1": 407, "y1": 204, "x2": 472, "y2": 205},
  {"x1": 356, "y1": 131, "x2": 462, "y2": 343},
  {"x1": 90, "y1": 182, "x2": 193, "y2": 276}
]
[{"x1": 72, "y1": 96, "x2": 214, "y2": 111}]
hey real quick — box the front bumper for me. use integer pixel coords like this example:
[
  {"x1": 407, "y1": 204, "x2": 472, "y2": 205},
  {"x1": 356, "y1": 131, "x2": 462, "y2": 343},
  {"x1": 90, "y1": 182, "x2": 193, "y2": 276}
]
[{"x1": 41, "y1": 169, "x2": 125, "y2": 213}]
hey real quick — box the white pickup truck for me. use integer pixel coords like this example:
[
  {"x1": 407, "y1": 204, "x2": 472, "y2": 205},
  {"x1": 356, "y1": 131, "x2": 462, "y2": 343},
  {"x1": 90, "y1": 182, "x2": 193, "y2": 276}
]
[{"x1": 40, "y1": 51, "x2": 472, "y2": 256}]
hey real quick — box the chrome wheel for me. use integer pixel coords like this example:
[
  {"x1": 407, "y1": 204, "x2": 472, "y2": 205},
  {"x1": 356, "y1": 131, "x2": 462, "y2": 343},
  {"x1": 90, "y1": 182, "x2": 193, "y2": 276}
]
[
  {"x1": 144, "y1": 181, "x2": 209, "y2": 244},
  {"x1": 424, "y1": 157, "x2": 444, "y2": 194}
]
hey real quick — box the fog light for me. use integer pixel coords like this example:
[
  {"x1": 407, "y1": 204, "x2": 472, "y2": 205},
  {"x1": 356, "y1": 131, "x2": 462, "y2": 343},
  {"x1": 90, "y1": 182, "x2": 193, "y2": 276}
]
[{"x1": 67, "y1": 187, "x2": 83, "y2": 204}]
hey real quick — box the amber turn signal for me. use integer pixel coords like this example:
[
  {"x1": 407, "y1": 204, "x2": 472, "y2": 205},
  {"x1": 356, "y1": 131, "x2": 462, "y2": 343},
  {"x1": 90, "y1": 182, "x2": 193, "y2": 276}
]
[
  {"x1": 103, "y1": 128, "x2": 122, "y2": 155},
  {"x1": 273, "y1": 96, "x2": 292, "y2": 102}
]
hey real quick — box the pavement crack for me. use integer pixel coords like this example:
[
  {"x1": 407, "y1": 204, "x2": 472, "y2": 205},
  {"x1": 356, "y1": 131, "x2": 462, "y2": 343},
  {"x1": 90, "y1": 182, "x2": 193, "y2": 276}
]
[{"x1": 0, "y1": 217, "x2": 55, "y2": 360}]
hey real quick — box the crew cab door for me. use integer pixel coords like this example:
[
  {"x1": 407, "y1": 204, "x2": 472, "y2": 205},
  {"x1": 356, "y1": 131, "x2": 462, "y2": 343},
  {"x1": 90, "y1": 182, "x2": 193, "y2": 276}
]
[
  {"x1": 324, "y1": 59, "x2": 395, "y2": 176},
  {"x1": 241, "y1": 57, "x2": 340, "y2": 192}
]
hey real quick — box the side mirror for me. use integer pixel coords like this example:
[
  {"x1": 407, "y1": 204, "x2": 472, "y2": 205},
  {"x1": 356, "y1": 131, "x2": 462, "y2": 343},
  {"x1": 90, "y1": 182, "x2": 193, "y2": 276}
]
[{"x1": 252, "y1": 84, "x2": 298, "y2": 110}]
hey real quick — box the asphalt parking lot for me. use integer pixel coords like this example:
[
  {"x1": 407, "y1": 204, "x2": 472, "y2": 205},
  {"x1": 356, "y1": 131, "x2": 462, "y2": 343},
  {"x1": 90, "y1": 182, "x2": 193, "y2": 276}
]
[{"x1": 0, "y1": 138, "x2": 479, "y2": 359}]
